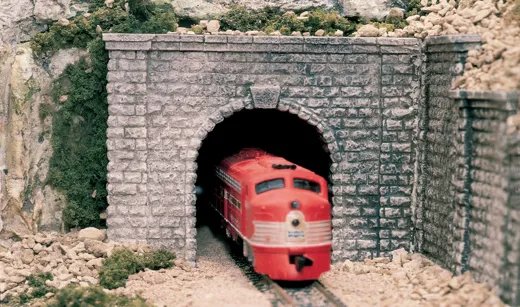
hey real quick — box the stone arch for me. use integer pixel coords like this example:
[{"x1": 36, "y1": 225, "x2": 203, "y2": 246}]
[{"x1": 181, "y1": 94, "x2": 342, "y2": 265}]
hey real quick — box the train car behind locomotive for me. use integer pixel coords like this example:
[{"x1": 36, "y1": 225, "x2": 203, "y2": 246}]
[{"x1": 209, "y1": 148, "x2": 332, "y2": 281}]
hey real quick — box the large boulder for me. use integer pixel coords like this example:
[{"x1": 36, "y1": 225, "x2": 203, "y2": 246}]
[
  {"x1": 34, "y1": 0, "x2": 73, "y2": 23},
  {"x1": 342, "y1": 0, "x2": 408, "y2": 21},
  {"x1": 0, "y1": 0, "x2": 34, "y2": 44},
  {"x1": 78, "y1": 228, "x2": 106, "y2": 242},
  {"x1": 49, "y1": 48, "x2": 89, "y2": 78}
]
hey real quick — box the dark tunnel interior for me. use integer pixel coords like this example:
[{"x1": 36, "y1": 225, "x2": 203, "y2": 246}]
[{"x1": 194, "y1": 109, "x2": 332, "y2": 227}]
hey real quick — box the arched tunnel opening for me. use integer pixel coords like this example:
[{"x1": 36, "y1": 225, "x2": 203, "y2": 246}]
[
  {"x1": 194, "y1": 109, "x2": 333, "y2": 229},
  {"x1": 193, "y1": 109, "x2": 334, "y2": 273}
]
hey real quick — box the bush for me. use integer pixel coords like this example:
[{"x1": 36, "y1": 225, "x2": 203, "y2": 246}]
[
  {"x1": 219, "y1": 5, "x2": 279, "y2": 32},
  {"x1": 2, "y1": 273, "x2": 55, "y2": 305},
  {"x1": 28, "y1": 273, "x2": 55, "y2": 298},
  {"x1": 32, "y1": 0, "x2": 177, "y2": 228},
  {"x1": 219, "y1": 6, "x2": 358, "y2": 36},
  {"x1": 47, "y1": 285, "x2": 151, "y2": 307},
  {"x1": 305, "y1": 9, "x2": 356, "y2": 35},
  {"x1": 406, "y1": 0, "x2": 425, "y2": 17},
  {"x1": 99, "y1": 249, "x2": 176, "y2": 289},
  {"x1": 142, "y1": 249, "x2": 176, "y2": 270}
]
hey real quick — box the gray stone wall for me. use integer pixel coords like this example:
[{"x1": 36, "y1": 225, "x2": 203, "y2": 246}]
[
  {"x1": 417, "y1": 35, "x2": 481, "y2": 271},
  {"x1": 103, "y1": 33, "x2": 520, "y2": 304},
  {"x1": 503, "y1": 131, "x2": 520, "y2": 306},
  {"x1": 419, "y1": 34, "x2": 519, "y2": 304},
  {"x1": 450, "y1": 91, "x2": 518, "y2": 302},
  {"x1": 103, "y1": 33, "x2": 422, "y2": 264}
]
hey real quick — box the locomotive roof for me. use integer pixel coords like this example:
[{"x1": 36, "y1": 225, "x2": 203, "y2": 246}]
[{"x1": 219, "y1": 148, "x2": 318, "y2": 184}]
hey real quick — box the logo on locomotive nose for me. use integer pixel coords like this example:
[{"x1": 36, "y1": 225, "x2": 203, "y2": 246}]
[{"x1": 286, "y1": 210, "x2": 306, "y2": 242}]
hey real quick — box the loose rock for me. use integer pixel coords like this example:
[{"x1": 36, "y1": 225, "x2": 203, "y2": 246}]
[{"x1": 78, "y1": 227, "x2": 106, "y2": 242}]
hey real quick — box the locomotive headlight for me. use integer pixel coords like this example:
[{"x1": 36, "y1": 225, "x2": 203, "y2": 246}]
[
  {"x1": 292, "y1": 219, "x2": 300, "y2": 227},
  {"x1": 290, "y1": 201, "x2": 300, "y2": 209}
]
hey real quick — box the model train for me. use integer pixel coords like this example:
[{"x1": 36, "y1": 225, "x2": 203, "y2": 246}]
[{"x1": 208, "y1": 148, "x2": 332, "y2": 281}]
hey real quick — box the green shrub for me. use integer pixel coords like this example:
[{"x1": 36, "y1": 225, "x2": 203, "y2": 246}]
[
  {"x1": 142, "y1": 250, "x2": 176, "y2": 270},
  {"x1": 219, "y1": 6, "x2": 358, "y2": 36},
  {"x1": 2, "y1": 273, "x2": 55, "y2": 306},
  {"x1": 219, "y1": 5, "x2": 279, "y2": 32},
  {"x1": 99, "y1": 249, "x2": 176, "y2": 289},
  {"x1": 32, "y1": 0, "x2": 177, "y2": 228},
  {"x1": 270, "y1": 13, "x2": 306, "y2": 34},
  {"x1": 191, "y1": 24, "x2": 204, "y2": 34},
  {"x1": 39, "y1": 103, "x2": 54, "y2": 121},
  {"x1": 47, "y1": 285, "x2": 151, "y2": 307},
  {"x1": 28, "y1": 273, "x2": 55, "y2": 298},
  {"x1": 406, "y1": 0, "x2": 425, "y2": 17},
  {"x1": 305, "y1": 9, "x2": 356, "y2": 35}
]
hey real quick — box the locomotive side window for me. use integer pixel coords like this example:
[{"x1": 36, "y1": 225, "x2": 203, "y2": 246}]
[
  {"x1": 255, "y1": 178, "x2": 285, "y2": 194},
  {"x1": 293, "y1": 178, "x2": 321, "y2": 194}
]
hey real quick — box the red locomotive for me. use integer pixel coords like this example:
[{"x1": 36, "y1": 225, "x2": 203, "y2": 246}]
[{"x1": 209, "y1": 148, "x2": 332, "y2": 281}]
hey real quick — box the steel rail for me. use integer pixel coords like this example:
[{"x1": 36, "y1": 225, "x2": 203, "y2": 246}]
[
  {"x1": 313, "y1": 280, "x2": 347, "y2": 307},
  {"x1": 262, "y1": 275, "x2": 298, "y2": 307}
]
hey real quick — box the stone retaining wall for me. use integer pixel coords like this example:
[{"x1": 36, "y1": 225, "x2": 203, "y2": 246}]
[
  {"x1": 103, "y1": 33, "x2": 519, "y2": 305},
  {"x1": 417, "y1": 34, "x2": 481, "y2": 272},
  {"x1": 103, "y1": 34, "x2": 422, "y2": 265},
  {"x1": 449, "y1": 91, "x2": 518, "y2": 303},
  {"x1": 417, "y1": 34, "x2": 519, "y2": 304}
]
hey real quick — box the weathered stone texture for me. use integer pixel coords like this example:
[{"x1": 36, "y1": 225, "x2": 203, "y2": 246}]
[
  {"x1": 104, "y1": 34, "x2": 421, "y2": 264},
  {"x1": 419, "y1": 34, "x2": 519, "y2": 305},
  {"x1": 503, "y1": 132, "x2": 520, "y2": 306},
  {"x1": 451, "y1": 93, "x2": 515, "y2": 288},
  {"x1": 417, "y1": 36, "x2": 478, "y2": 272},
  {"x1": 103, "y1": 34, "x2": 519, "y2": 304}
]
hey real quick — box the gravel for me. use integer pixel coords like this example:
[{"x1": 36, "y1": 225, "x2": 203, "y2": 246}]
[
  {"x1": 319, "y1": 249, "x2": 508, "y2": 307},
  {"x1": 112, "y1": 226, "x2": 271, "y2": 307}
]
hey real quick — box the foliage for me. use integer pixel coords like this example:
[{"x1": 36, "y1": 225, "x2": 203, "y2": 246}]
[
  {"x1": 305, "y1": 9, "x2": 356, "y2": 35},
  {"x1": 31, "y1": 0, "x2": 177, "y2": 228},
  {"x1": 141, "y1": 249, "x2": 177, "y2": 270},
  {"x1": 28, "y1": 273, "x2": 55, "y2": 298},
  {"x1": 99, "y1": 249, "x2": 176, "y2": 289},
  {"x1": 191, "y1": 24, "x2": 204, "y2": 34},
  {"x1": 39, "y1": 103, "x2": 54, "y2": 121},
  {"x1": 219, "y1": 5, "x2": 280, "y2": 32},
  {"x1": 270, "y1": 13, "x2": 306, "y2": 35},
  {"x1": 219, "y1": 6, "x2": 358, "y2": 36},
  {"x1": 406, "y1": 0, "x2": 425, "y2": 17},
  {"x1": 2, "y1": 273, "x2": 55, "y2": 306},
  {"x1": 47, "y1": 285, "x2": 151, "y2": 307}
]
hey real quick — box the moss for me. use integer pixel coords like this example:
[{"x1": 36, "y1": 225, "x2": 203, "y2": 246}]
[
  {"x1": 219, "y1": 6, "x2": 357, "y2": 36},
  {"x1": 2, "y1": 273, "x2": 55, "y2": 306},
  {"x1": 305, "y1": 9, "x2": 356, "y2": 35},
  {"x1": 47, "y1": 285, "x2": 151, "y2": 307},
  {"x1": 371, "y1": 22, "x2": 395, "y2": 32},
  {"x1": 191, "y1": 24, "x2": 204, "y2": 34},
  {"x1": 32, "y1": 0, "x2": 177, "y2": 229},
  {"x1": 99, "y1": 249, "x2": 176, "y2": 289},
  {"x1": 28, "y1": 273, "x2": 55, "y2": 298},
  {"x1": 406, "y1": 0, "x2": 426, "y2": 17},
  {"x1": 270, "y1": 13, "x2": 306, "y2": 34},
  {"x1": 141, "y1": 249, "x2": 176, "y2": 270},
  {"x1": 39, "y1": 103, "x2": 54, "y2": 121},
  {"x1": 219, "y1": 5, "x2": 279, "y2": 32}
]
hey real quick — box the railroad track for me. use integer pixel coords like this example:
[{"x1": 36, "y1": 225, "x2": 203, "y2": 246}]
[
  {"x1": 271, "y1": 279, "x2": 347, "y2": 307},
  {"x1": 227, "y1": 238, "x2": 346, "y2": 307}
]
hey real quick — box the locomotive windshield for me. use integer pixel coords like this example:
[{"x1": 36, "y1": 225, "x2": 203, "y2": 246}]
[
  {"x1": 293, "y1": 178, "x2": 321, "y2": 194},
  {"x1": 255, "y1": 178, "x2": 285, "y2": 194}
]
